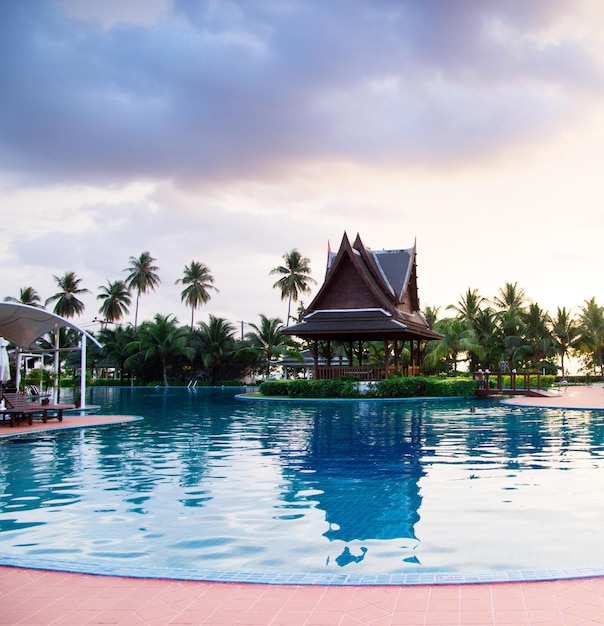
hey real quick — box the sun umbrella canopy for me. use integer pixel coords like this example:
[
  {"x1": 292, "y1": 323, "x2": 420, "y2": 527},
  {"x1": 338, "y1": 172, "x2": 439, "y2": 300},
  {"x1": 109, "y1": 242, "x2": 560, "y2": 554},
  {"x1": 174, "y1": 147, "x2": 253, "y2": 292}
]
[
  {"x1": 0, "y1": 303, "x2": 101, "y2": 409},
  {"x1": 0, "y1": 303, "x2": 99, "y2": 349}
]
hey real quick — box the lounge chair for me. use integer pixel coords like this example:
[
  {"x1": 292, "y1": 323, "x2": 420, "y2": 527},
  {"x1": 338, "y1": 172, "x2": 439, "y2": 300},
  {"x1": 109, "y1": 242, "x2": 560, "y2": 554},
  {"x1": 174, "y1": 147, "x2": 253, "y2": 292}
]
[
  {"x1": 24, "y1": 384, "x2": 51, "y2": 399},
  {"x1": 1, "y1": 392, "x2": 40, "y2": 426},
  {"x1": 2, "y1": 392, "x2": 75, "y2": 426}
]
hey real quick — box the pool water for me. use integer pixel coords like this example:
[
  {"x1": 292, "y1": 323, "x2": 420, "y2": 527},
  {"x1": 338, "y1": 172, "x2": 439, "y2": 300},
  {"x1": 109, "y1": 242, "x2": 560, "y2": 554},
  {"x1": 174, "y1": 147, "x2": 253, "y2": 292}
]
[{"x1": 1, "y1": 386, "x2": 604, "y2": 582}]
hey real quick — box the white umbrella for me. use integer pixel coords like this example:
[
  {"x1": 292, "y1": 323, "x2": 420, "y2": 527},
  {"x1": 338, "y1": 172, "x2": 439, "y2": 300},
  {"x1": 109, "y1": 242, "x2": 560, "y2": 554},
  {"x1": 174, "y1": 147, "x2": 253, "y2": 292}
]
[{"x1": 0, "y1": 337, "x2": 11, "y2": 389}]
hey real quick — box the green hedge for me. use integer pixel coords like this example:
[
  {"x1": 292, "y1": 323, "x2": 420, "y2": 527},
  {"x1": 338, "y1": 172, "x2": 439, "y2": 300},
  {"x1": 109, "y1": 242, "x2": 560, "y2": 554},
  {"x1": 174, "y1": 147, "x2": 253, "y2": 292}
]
[
  {"x1": 259, "y1": 376, "x2": 478, "y2": 399},
  {"x1": 375, "y1": 376, "x2": 477, "y2": 398},
  {"x1": 259, "y1": 374, "x2": 561, "y2": 399},
  {"x1": 258, "y1": 380, "x2": 290, "y2": 396},
  {"x1": 288, "y1": 377, "x2": 363, "y2": 398}
]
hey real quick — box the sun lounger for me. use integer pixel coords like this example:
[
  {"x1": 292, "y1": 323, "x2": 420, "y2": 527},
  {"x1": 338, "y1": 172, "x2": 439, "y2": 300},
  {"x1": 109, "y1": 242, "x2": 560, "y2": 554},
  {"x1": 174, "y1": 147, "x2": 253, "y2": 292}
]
[
  {"x1": 24, "y1": 384, "x2": 51, "y2": 399},
  {"x1": 1, "y1": 392, "x2": 75, "y2": 426},
  {"x1": 1, "y1": 392, "x2": 39, "y2": 426}
]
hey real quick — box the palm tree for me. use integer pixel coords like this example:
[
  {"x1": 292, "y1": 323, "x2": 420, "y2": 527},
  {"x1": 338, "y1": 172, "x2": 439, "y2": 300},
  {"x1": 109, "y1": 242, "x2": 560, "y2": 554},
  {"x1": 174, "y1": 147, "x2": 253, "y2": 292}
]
[
  {"x1": 424, "y1": 318, "x2": 483, "y2": 373},
  {"x1": 520, "y1": 303, "x2": 553, "y2": 370},
  {"x1": 491, "y1": 281, "x2": 527, "y2": 314},
  {"x1": 472, "y1": 307, "x2": 501, "y2": 371},
  {"x1": 270, "y1": 249, "x2": 316, "y2": 326},
  {"x1": 447, "y1": 287, "x2": 485, "y2": 324},
  {"x1": 128, "y1": 314, "x2": 193, "y2": 386},
  {"x1": 491, "y1": 283, "x2": 526, "y2": 367},
  {"x1": 175, "y1": 261, "x2": 218, "y2": 329},
  {"x1": 98, "y1": 325, "x2": 137, "y2": 383},
  {"x1": 577, "y1": 297, "x2": 604, "y2": 378},
  {"x1": 97, "y1": 280, "x2": 131, "y2": 323},
  {"x1": 45, "y1": 271, "x2": 90, "y2": 318},
  {"x1": 551, "y1": 307, "x2": 579, "y2": 378},
  {"x1": 245, "y1": 315, "x2": 289, "y2": 377},
  {"x1": 124, "y1": 251, "x2": 160, "y2": 329},
  {"x1": 4, "y1": 286, "x2": 43, "y2": 307},
  {"x1": 197, "y1": 315, "x2": 237, "y2": 384},
  {"x1": 423, "y1": 305, "x2": 440, "y2": 328}
]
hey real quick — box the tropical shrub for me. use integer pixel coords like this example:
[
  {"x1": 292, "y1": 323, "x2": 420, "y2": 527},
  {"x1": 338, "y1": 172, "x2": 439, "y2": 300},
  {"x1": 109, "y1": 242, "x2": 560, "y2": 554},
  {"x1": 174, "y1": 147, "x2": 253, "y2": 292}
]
[
  {"x1": 375, "y1": 376, "x2": 477, "y2": 398},
  {"x1": 259, "y1": 380, "x2": 290, "y2": 396},
  {"x1": 287, "y1": 377, "x2": 362, "y2": 398},
  {"x1": 259, "y1": 376, "x2": 478, "y2": 398}
]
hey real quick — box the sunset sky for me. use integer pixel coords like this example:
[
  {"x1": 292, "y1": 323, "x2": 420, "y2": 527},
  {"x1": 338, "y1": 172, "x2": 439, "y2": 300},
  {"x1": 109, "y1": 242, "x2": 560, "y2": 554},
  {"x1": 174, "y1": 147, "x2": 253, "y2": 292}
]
[{"x1": 1, "y1": 0, "x2": 604, "y2": 334}]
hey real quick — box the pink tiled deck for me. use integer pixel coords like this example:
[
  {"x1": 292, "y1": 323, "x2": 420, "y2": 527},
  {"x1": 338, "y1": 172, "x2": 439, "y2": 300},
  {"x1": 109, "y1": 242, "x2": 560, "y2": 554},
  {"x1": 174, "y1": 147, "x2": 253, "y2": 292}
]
[
  {"x1": 0, "y1": 412, "x2": 141, "y2": 437},
  {"x1": 3, "y1": 566, "x2": 604, "y2": 625},
  {"x1": 503, "y1": 383, "x2": 604, "y2": 411},
  {"x1": 2, "y1": 386, "x2": 604, "y2": 625}
]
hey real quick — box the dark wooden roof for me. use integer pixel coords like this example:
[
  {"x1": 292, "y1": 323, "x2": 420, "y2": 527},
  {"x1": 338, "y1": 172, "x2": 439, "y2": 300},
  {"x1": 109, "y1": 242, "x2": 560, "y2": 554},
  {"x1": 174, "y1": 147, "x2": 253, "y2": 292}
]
[{"x1": 283, "y1": 233, "x2": 441, "y2": 342}]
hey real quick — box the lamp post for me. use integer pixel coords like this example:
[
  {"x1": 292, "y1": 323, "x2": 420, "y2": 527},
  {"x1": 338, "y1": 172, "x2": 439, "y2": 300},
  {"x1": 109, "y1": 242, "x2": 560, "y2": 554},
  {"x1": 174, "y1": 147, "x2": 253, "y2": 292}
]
[
  {"x1": 237, "y1": 321, "x2": 249, "y2": 342},
  {"x1": 92, "y1": 317, "x2": 115, "y2": 330}
]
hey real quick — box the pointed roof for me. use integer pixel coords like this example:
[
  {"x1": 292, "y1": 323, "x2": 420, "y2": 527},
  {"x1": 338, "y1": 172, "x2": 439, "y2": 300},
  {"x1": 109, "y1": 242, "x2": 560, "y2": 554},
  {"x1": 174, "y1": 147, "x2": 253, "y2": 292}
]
[{"x1": 283, "y1": 233, "x2": 441, "y2": 341}]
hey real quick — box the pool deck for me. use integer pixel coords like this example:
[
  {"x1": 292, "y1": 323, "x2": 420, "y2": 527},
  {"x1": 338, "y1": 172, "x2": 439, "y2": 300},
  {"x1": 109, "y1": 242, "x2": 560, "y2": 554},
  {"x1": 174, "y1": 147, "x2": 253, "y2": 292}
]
[
  {"x1": 2, "y1": 386, "x2": 604, "y2": 626},
  {"x1": 0, "y1": 413, "x2": 143, "y2": 438}
]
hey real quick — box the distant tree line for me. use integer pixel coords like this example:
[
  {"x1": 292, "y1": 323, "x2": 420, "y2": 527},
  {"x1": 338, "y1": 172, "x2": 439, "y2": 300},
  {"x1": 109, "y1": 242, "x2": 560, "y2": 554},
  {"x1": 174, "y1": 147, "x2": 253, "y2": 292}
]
[
  {"x1": 4, "y1": 254, "x2": 603, "y2": 385},
  {"x1": 423, "y1": 283, "x2": 604, "y2": 379},
  {"x1": 3, "y1": 249, "x2": 315, "y2": 386}
]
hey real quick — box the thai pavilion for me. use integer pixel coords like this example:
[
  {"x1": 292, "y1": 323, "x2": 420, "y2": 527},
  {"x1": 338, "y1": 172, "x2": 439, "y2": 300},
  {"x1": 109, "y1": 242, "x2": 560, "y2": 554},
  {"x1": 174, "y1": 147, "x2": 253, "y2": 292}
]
[{"x1": 282, "y1": 233, "x2": 442, "y2": 380}]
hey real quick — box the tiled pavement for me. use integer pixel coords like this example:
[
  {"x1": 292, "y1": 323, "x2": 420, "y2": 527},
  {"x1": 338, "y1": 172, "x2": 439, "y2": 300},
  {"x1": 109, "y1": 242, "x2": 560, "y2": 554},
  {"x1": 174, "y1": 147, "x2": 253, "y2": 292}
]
[{"x1": 3, "y1": 566, "x2": 604, "y2": 625}]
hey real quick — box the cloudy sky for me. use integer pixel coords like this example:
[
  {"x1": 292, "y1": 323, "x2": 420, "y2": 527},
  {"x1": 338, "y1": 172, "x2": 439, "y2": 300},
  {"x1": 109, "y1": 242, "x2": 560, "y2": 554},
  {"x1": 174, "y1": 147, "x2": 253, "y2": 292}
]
[{"x1": 2, "y1": 0, "x2": 604, "y2": 333}]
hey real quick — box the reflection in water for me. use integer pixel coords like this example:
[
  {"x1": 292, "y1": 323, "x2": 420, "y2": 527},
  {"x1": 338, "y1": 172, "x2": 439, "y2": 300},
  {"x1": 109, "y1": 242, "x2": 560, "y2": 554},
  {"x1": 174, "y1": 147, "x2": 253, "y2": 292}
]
[
  {"x1": 286, "y1": 404, "x2": 423, "y2": 543},
  {"x1": 335, "y1": 546, "x2": 368, "y2": 567},
  {"x1": 0, "y1": 387, "x2": 604, "y2": 576}
]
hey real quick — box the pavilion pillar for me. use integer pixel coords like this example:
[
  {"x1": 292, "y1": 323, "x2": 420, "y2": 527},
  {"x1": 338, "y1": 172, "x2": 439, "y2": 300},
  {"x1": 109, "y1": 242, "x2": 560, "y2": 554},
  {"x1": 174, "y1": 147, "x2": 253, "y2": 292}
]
[
  {"x1": 409, "y1": 340, "x2": 414, "y2": 375},
  {"x1": 80, "y1": 334, "x2": 87, "y2": 409},
  {"x1": 383, "y1": 339, "x2": 389, "y2": 379},
  {"x1": 15, "y1": 348, "x2": 22, "y2": 391},
  {"x1": 52, "y1": 324, "x2": 60, "y2": 403},
  {"x1": 413, "y1": 340, "x2": 418, "y2": 374},
  {"x1": 312, "y1": 340, "x2": 319, "y2": 380}
]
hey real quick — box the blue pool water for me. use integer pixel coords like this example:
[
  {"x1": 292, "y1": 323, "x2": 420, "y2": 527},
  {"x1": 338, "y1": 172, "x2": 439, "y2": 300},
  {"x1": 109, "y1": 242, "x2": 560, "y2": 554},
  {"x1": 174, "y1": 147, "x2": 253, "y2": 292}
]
[{"x1": 1, "y1": 386, "x2": 604, "y2": 584}]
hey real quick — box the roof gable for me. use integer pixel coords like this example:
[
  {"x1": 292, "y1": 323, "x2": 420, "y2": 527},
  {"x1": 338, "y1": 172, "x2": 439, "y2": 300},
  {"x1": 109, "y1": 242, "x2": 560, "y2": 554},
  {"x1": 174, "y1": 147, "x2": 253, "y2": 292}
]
[
  {"x1": 284, "y1": 233, "x2": 439, "y2": 341},
  {"x1": 307, "y1": 233, "x2": 395, "y2": 314}
]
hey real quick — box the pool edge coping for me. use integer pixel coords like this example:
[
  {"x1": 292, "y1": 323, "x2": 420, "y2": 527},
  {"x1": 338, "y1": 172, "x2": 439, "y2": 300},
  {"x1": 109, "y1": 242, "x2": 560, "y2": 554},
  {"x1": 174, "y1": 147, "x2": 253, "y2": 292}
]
[{"x1": 2, "y1": 553, "x2": 604, "y2": 586}]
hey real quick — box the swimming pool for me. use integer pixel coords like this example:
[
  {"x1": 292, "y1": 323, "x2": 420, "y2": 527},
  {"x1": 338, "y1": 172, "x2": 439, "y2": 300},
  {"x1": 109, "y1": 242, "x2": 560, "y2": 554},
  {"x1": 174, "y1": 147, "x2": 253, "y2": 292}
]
[{"x1": 1, "y1": 386, "x2": 604, "y2": 585}]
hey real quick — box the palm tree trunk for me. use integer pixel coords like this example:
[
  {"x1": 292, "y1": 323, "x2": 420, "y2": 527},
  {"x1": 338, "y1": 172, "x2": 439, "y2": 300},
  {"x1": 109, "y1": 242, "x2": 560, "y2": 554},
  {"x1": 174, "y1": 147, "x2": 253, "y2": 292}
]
[
  {"x1": 134, "y1": 293, "x2": 140, "y2": 329},
  {"x1": 286, "y1": 295, "x2": 292, "y2": 326},
  {"x1": 162, "y1": 356, "x2": 168, "y2": 387}
]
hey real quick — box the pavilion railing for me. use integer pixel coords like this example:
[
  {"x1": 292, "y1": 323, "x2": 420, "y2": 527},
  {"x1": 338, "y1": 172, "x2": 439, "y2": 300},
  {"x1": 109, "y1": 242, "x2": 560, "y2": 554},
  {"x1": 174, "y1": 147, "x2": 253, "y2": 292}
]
[
  {"x1": 315, "y1": 366, "x2": 385, "y2": 380},
  {"x1": 472, "y1": 371, "x2": 542, "y2": 391},
  {"x1": 314, "y1": 365, "x2": 423, "y2": 380}
]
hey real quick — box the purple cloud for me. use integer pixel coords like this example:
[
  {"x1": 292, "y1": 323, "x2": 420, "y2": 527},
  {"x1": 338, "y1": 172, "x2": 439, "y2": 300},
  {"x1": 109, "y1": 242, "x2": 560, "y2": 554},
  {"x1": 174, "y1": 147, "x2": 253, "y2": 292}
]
[{"x1": 0, "y1": 0, "x2": 600, "y2": 186}]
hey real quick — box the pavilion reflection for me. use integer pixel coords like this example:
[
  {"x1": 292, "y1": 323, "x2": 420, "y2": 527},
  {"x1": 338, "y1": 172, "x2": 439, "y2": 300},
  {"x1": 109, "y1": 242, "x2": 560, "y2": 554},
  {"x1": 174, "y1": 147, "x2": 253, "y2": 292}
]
[{"x1": 279, "y1": 402, "x2": 425, "y2": 547}]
